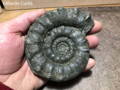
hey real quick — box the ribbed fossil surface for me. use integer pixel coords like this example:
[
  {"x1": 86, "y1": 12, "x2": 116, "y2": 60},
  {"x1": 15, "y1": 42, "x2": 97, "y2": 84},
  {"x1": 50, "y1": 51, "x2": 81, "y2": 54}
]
[{"x1": 25, "y1": 8, "x2": 94, "y2": 82}]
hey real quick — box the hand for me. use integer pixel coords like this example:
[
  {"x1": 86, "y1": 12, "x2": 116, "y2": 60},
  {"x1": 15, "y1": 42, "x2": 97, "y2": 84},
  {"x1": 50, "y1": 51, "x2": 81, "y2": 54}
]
[{"x1": 0, "y1": 9, "x2": 102, "y2": 90}]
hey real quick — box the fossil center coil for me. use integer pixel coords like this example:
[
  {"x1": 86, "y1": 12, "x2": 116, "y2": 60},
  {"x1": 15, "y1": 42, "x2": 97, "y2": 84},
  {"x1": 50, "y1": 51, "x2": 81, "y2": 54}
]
[{"x1": 25, "y1": 8, "x2": 94, "y2": 82}]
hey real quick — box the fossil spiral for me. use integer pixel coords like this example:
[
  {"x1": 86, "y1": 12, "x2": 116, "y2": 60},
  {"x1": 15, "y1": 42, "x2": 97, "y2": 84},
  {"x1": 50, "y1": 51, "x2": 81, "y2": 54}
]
[{"x1": 25, "y1": 8, "x2": 94, "y2": 82}]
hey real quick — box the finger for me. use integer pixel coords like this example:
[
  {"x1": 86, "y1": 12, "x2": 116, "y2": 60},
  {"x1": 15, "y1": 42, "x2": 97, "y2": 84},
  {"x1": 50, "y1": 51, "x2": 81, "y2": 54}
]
[
  {"x1": 86, "y1": 35, "x2": 99, "y2": 48},
  {"x1": 89, "y1": 20, "x2": 102, "y2": 34},
  {"x1": 2, "y1": 9, "x2": 45, "y2": 34},
  {"x1": 84, "y1": 58, "x2": 96, "y2": 71}
]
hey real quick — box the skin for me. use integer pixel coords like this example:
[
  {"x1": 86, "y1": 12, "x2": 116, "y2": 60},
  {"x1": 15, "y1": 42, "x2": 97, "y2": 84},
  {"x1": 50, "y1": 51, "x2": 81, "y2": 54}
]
[{"x1": 0, "y1": 9, "x2": 102, "y2": 90}]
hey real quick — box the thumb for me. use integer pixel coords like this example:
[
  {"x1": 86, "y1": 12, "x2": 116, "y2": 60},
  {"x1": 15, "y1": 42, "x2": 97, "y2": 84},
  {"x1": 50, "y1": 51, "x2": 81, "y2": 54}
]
[{"x1": 0, "y1": 9, "x2": 45, "y2": 34}]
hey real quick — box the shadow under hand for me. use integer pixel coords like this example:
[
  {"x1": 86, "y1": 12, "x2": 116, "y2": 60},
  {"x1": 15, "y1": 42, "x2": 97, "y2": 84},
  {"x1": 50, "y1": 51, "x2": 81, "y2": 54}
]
[{"x1": 40, "y1": 70, "x2": 92, "y2": 90}]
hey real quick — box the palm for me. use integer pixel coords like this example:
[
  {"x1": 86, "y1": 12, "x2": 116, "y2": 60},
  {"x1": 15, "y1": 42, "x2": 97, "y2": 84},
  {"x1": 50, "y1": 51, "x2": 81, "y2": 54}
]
[
  {"x1": 0, "y1": 31, "x2": 24, "y2": 74},
  {"x1": 0, "y1": 10, "x2": 46, "y2": 90},
  {"x1": 0, "y1": 9, "x2": 101, "y2": 90},
  {"x1": 2, "y1": 61, "x2": 44, "y2": 90}
]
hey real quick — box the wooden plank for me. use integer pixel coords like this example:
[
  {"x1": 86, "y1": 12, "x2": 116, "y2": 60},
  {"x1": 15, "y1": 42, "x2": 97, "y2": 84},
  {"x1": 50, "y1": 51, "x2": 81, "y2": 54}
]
[{"x1": 2, "y1": 0, "x2": 120, "y2": 10}]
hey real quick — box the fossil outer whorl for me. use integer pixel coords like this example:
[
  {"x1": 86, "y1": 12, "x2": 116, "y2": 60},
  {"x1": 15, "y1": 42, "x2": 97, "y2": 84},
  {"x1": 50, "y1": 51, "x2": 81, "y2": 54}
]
[{"x1": 25, "y1": 8, "x2": 94, "y2": 82}]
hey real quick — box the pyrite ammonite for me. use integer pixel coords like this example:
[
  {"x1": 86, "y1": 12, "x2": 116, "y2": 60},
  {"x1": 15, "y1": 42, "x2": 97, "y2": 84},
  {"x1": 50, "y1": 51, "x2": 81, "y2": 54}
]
[{"x1": 25, "y1": 8, "x2": 94, "y2": 82}]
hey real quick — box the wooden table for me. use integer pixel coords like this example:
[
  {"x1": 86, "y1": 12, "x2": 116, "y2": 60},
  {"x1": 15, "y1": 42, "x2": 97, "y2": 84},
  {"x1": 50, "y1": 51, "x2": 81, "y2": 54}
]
[{"x1": 0, "y1": 7, "x2": 120, "y2": 90}]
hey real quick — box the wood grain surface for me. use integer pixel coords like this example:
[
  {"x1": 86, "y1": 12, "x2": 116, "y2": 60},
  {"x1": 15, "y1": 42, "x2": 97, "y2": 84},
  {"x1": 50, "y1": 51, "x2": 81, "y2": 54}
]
[
  {"x1": 0, "y1": 7, "x2": 120, "y2": 90},
  {"x1": 2, "y1": 0, "x2": 120, "y2": 10}
]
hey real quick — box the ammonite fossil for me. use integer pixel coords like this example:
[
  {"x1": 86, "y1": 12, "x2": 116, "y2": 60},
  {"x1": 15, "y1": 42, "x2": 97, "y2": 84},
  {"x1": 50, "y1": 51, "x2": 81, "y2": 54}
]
[{"x1": 25, "y1": 8, "x2": 94, "y2": 82}]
